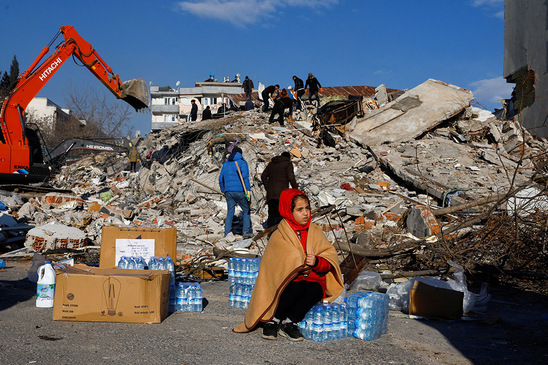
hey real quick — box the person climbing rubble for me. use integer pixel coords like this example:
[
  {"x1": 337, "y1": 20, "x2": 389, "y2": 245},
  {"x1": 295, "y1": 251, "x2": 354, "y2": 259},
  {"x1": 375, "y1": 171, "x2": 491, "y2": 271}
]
[
  {"x1": 261, "y1": 152, "x2": 298, "y2": 228},
  {"x1": 261, "y1": 84, "x2": 279, "y2": 112},
  {"x1": 292, "y1": 75, "x2": 305, "y2": 110},
  {"x1": 219, "y1": 146, "x2": 252, "y2": 239},
  {"x1": 268, "y1": 89, "x2": 293, "y2": 126},
  {"x1": 305, "y1": 73, "x2": 323, "y2": 107},
  {"x1": 233, "y1": 189, "x2": 344, "y2": 341}
]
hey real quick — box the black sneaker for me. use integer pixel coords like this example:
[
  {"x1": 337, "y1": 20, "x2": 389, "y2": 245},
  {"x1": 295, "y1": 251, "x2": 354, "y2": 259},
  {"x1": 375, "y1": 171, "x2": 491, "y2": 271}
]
[
  {"x1": 262, "y1": 321, "x2": 280, "y2": 340},
  {"x1": 279, "y1": 322, "x2": 304, "y2": 341}
]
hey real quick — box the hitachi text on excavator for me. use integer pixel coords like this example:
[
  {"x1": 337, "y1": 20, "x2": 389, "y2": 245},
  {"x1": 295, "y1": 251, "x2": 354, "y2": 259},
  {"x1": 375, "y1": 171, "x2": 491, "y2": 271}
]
[{"x1": 0, "y1": 26, "x2": 150, "y2": 184}]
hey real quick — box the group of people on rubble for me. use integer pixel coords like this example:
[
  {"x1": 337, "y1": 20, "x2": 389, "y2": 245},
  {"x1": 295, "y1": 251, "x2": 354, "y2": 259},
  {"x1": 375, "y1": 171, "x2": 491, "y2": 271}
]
[
  {"x1": 185, "y1": 73, "x2": 322, "y2": 125},
  {"x1": 260, "y1": 73, "x2": 323, "y2": 126},
  {"x1": 218, "y1": 138, "x2": 343, "y2": 342}
]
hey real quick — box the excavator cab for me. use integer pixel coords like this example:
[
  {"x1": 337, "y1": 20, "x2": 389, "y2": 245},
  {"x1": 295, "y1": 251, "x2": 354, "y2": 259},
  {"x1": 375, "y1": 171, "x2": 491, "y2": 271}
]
[{"x1": 121, "y1": 78, "x2": 150, "y2": 111}]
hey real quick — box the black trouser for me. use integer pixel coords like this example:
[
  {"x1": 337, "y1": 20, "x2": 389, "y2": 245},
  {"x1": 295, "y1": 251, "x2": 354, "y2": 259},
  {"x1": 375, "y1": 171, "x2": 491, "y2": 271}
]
[
  {"x1": 266, "y1": 199, "x2": 282, "y2": 228},
  {"x1": 309, "y1": 90, "x2": 320, "y2": 106},
  {"x1": 269, "y1": 100, "x2": 285, "y2": 125},
  {"x1": 130, "y1": 162, "x2": 137, "y2": 172},
  {"x1": 275, "y1": 281, "x2": 323, "y2": 323},
  {"x1": 262, "y1": 90, "x2": 270, "y2": 111},
  {"x1": 245, "y1": 90, "x2": 252, "y2": 100}
]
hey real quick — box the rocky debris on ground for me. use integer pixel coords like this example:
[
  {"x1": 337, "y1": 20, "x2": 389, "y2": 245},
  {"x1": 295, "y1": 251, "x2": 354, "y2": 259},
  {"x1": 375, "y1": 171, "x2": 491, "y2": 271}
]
[{"x1": 1, "y1": 78, "x2": 547, "y2": 294}]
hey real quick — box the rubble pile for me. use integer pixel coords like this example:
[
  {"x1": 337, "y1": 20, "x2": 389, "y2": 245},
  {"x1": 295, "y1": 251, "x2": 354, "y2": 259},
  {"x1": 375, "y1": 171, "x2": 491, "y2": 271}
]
[{"x1": 1, "y1": 79, "x2": 547, "y2": 293}]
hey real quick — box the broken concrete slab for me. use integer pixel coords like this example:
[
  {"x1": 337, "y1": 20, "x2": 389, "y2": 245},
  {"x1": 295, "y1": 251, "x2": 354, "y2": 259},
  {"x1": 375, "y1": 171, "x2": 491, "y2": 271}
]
[
  {"x1": 25, "y1": 223, "x2": 88, "y2": 252},
  {"x1": 351, "y1": 79, "x2": 474, "y2": 146},
  {"x1": 370, "y1": 136, "x2": 532, "y2": 204}
]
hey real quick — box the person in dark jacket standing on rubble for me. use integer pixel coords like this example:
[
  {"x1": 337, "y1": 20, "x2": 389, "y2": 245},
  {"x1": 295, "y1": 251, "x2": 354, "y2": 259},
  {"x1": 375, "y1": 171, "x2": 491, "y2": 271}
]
[
  {"x1": 305, "y1": 73, "x2": 322, "y2": 107},
  {"x1": 243, "y1": 76, "x2": 254, "y2": 101},
  {"x1": 202, "y1": 106, "x2": 212, "y2": 120},
  {"x1": 261, "y1": 152, "x2": 298, "y2": 228},
  {"x1": 190, "y1": 99, "x2": 198, "y2": 121},
  {"x1": 261, "y1": 84, "x2": 279, "y2": 112},
  {"x1": 219, "y1": 146, "x2": 253, "y2": 238},
  {"x1": 293, "y1": 76, "x2": 305, "y2": 110},
  {"x1": 269, "y1": 89, "x2": 293, "y2": 126}
]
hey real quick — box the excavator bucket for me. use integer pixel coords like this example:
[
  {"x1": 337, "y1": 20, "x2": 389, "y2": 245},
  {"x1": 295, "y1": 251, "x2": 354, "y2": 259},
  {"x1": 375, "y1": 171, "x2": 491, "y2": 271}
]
[{"x1": 121, "y1": 78, "x2": 150, "y2": 111}]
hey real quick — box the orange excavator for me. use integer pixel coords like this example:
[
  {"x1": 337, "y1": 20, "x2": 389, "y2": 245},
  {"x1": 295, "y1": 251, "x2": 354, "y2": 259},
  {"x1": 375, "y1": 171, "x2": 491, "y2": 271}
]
[{"x1": 0, "y1": 26, "x2": 150, "y2": 184}]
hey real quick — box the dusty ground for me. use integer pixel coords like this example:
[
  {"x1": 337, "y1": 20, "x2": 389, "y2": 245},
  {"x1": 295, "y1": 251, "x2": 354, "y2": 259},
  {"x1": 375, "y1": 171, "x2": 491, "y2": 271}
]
[{"x1": 1, "y1": 260, "x2": 547, "y2": 365}]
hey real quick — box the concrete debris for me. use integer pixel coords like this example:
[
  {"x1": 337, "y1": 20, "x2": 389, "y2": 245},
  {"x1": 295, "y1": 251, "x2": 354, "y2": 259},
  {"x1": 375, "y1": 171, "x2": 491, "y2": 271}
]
[
  {"x1": 1, "y1": 78, "x2": 546, "y2": 292},
  {"x1": 351, "y1": 79, "x2": 474, "y2": 146},
  {"x1": 25, "y1": 223, "x2": 88, "y2": 252}
]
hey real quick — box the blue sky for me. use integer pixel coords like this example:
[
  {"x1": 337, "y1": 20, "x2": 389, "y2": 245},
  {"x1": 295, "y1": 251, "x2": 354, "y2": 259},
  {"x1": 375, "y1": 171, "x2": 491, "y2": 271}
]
[{"x1": 0, "y1": 0, "x2": 510, "y2": 135}]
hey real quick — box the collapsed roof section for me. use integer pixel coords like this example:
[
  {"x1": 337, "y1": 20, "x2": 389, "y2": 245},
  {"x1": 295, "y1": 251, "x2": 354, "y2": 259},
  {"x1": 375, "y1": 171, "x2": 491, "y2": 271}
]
[{"x1": 350, "y1": 79, "x2": 474, "y2": 146}]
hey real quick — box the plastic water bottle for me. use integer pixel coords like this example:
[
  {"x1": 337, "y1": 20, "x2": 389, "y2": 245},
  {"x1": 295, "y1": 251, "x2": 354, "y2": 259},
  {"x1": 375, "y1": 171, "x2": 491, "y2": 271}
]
[
  {"x1": 148, "y1": 256, "x2": 158, "y2": 270},
  {"x1": 323, "y1": 301, "x2": 333, "y2": 340},
  {"x1": 176, "y1": 282, "x2": 187, "y2": 312},
  {"x1": 166, "y1": 257, "x2": 175, "y2": 272},
  {"x1": 331, "y1": 303, "x2": 340, "y2": 339},
  {"x1": 36, "y1": 261, "x2": 56, "y2": 308},
  {"x1": 195, "y1": 283, "x2": 203, "y2": 312},
  {"x1": 228, "y1": 259, "x2": 235, "y2": 283},
  {"x1": 127, "y1": 256, "x2": 136, "y2": 270},
  {"x1": 242, "y1": 284, "x2": 252, "y2": 308},
  {"x1": 337, "y1": 303, "x2": 345, "y2": 339},
  {"x1": 136, "y1": 256, "x2": 147, "y2": 270},
  {"x1": 229, "y1": 284, "x2": 237, "y2": 307},
  {"x1": 117, "y1": 256, "x2": 128, "y2": 269},
  {"x1": 186, "y1": 283, "x2": 194, "y2": 311},
  {"x1": 169, "y1": 284, "x2": 177, "y2": 312},
  {"x1": 234, "y1": 258, "x2": 241, "y2": 284},
  {"x1": 235, "y1": 284, "x2": 243, "y2": 308},
  {"x1": 312, "y1": 305, "x2": 324, "y2": 341},
  {"x1": 157, "y1": 257, "x2": 166, "y2": 270}
]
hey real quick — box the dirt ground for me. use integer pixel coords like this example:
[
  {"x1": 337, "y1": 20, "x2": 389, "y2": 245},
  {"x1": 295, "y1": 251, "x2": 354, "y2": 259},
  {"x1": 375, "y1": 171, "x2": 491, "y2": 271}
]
[{"x1": 1, "y1": 260, "x2": 547, "y2": 365}]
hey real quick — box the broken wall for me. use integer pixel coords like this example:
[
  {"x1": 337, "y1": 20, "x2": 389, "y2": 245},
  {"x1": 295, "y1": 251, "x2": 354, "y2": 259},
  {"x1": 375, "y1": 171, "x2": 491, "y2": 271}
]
[{"x1": 504, "y1": 0, "x2": 548, "y2": 137}]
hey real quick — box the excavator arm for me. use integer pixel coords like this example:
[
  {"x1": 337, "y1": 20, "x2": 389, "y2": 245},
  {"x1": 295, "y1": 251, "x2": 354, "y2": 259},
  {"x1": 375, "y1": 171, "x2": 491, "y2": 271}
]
[
  {"x1": 0, "y1": 26, "x2": 149, "y2": 184},
  {"x1": 0, "y1": 25, "x2": 149, "y2": 146}
]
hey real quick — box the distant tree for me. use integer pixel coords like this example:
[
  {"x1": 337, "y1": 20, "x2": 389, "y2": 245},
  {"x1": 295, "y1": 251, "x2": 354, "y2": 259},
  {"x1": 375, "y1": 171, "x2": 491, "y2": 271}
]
[
  {"x1": 8, "y1": 56, "x2": 19, "y2": 90},
  {"x1": 0, "y1": 71, "x2": 8, "y2": 89},
  {"x1": 0, "y1": 71, "x2": 10, "y2": 103},
  {"x1": 0, "y1": 56, "x2": 20, "y2": 106},
  {"x1": 65, "y1": 82, "x2": 134, "y2": 137}
]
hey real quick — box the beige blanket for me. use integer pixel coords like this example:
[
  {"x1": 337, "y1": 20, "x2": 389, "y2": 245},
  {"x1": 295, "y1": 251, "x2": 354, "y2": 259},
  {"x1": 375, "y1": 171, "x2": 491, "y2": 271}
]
[{"x1": 233, "y1": 219, "x2": 344, "y2": 332}]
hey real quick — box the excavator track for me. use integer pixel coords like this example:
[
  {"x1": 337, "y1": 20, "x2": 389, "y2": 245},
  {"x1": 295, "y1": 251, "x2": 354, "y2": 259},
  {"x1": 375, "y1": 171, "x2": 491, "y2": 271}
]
[{"x1": 0, "y1": 184, "x2": 72, "y2": 197}]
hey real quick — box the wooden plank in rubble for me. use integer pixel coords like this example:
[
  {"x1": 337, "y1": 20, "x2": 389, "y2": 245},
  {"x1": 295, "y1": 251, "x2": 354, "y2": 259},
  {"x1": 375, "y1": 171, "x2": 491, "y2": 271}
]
[{"x1": 339, "y1": 253, "x2": 370, "y2": 286}]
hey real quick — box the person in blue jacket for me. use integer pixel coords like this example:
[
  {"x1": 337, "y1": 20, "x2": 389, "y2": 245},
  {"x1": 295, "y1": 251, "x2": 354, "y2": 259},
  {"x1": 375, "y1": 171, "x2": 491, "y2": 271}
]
[{"x1": 219, "y1": 146, "x2": 252, "y2": 238}]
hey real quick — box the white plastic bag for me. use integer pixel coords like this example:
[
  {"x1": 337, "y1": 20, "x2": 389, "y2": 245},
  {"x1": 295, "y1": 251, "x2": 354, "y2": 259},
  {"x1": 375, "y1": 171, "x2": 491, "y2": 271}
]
[{"x1": 349, "y1": 271, "x2": 382, "y2": 291}]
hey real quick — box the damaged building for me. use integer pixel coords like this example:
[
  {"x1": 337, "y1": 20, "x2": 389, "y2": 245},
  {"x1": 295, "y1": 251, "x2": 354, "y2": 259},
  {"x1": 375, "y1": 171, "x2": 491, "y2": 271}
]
[{"x1": 504, "y1": 0, "x2": 548, "y2": 137}]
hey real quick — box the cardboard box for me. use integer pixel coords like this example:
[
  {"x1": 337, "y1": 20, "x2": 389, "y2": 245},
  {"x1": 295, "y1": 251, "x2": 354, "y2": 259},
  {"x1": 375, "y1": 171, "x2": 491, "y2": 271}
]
[
  {"x1": 53, "y1": 264, "x2": 170, "y2": 323},
  {"x1": 409, "y1": 280, "x2": 464, "y2": 320},
  {"x1": 99, "y1": 226, "x2": 177, "y2": 268}
]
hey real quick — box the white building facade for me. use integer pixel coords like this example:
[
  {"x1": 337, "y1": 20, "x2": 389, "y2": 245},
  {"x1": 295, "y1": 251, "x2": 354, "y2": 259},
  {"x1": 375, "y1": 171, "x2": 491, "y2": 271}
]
[
  {"x1": 150, "y1": 79, "x2": 245, "y2": 132},
  {"x1": 26, "y1": 97, "x2": 73, "y2": 132}
]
